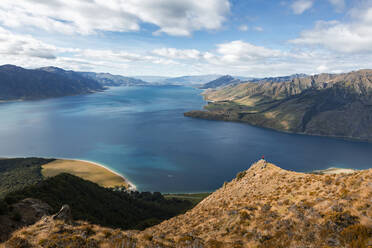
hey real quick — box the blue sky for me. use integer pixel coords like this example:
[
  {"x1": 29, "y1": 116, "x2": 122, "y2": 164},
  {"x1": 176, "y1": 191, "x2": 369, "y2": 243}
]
[{"x1": 0, "y1": 0, "x2": 371, "y2": 77}]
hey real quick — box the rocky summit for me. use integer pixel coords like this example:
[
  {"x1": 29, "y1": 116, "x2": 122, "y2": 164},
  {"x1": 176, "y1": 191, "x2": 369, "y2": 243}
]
[{"x1": 3, "y1": 160, "x2": 371, "y2": 248}]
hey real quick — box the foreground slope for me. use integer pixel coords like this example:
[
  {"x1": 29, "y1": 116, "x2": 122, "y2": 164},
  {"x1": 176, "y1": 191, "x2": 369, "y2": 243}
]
[
  {"x1": 5, "y1": 160, "x2": 371, "y2": 247},
  {"x1": 186, "y1": 69, "x2": 372, "y2": 141}
]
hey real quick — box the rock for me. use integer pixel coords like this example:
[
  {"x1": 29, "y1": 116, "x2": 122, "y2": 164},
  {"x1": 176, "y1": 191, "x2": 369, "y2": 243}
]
[
  {"x1": 53, "y1": 205, "x2": 72, "y2": 223},
  {"x1": 0, "y1": 198, "x2": 52, "y2": 242}
]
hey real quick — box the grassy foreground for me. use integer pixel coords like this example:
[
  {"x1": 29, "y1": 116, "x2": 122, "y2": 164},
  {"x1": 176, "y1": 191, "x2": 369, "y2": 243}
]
[{"x1": 42, "y1": 159, "x2": 130, "y2": 189}]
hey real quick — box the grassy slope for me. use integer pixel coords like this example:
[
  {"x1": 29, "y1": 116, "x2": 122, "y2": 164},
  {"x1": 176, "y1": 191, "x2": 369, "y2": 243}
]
[{"x1": 42, "y1": 159, "x2": 129, "y2": 188}]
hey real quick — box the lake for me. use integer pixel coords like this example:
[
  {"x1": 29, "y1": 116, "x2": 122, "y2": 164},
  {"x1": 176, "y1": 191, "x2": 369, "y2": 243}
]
[{"x1": 0, "y1": 86, "x2": 371, "y2": 192}]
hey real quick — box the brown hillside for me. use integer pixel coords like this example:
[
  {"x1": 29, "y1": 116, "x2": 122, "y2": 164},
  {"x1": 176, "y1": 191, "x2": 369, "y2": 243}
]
[
  {"x1": 3, "y1": 160, "x2": 372, "y2": 248},
  {"x1": 186, "y1": 69, "x2": 372, "y2": 141}
]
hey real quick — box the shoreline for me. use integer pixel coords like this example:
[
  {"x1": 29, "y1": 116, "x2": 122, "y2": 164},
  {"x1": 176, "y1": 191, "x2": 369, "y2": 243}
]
[
  {"x1": 70, "y1": 159, "x2": 137, "y2": 191},
  {"x1": 0, "y1": 156, "x2": 136, "y2": 191},
  {"x1": 311, "y1": 167, "x2": 357, "y2": 175}
]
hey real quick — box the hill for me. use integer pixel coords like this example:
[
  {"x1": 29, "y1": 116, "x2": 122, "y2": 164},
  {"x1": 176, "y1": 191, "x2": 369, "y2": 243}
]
[
  {"x1": 0, "y1": 65, "x2": 103, "y2": 101},
  {"x1": 79, "y1": 72, "x2": 148, "y2": 86},
  {"x1": 186, "y1": 69, "x2": 372, "y2": 141},
  {"x1": 161, "y1": 75, "x2": 222, "y2": 86},
  {"x1": 4, "y1": 160, "x2": 371, "y2": 247},
  {"x1": 200, "y1": 75, "x2": 241, "y2": 89}
]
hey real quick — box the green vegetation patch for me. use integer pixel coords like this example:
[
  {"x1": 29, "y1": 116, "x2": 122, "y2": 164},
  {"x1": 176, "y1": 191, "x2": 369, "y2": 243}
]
[
  {"x1": 164, "y1": 193, "x2": 211, "y2": 206},
  {"x1": 5, "y1": 173, "x2": 193, "y2": 230},
  {"x1": 0, "y1": 158, "x2": 54, "y2": 198}
]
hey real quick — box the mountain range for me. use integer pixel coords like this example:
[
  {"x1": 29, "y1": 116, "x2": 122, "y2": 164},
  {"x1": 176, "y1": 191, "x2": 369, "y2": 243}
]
[
  {"x1": 185, "y1": 69, "x2": 372, "y2": 141},
  {"x1": 0, "y1": 65, "x2": 155, "y2": 101},
  {"x1": 79, "y1": 72, "x2": 148, "y2": 86},
  {"x1": 0, "y1": 65, "x2": 104, "y2": 101},
  {"x1": 199, "y1": 74, "x2": 307, "y2": 89}
]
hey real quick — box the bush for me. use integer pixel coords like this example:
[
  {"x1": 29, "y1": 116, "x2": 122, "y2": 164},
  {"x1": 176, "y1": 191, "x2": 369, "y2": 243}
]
[
  {"x1": 236, "y1": 171, "x2": 246, "y2": 181},
  {"x1": 340, "y1": 224, "x2": 372, "y2": 248},
  {"x1": 0, "y1": 199, "x2": 9, "y2": 215},
  {"x1": 5, "y1": 237, "x2": 32, "y2": 248},
  {"x1": 10, "y1": 211, "x2": 22, "y2": 222}
]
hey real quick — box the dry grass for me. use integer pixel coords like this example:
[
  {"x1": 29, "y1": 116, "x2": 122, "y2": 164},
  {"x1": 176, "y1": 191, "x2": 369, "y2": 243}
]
[
  {"x1": 4, "y1": 160, "x2": 372, "y2": 248},
  {"x1": 42, "y1": 159, "x2": 129, "y2": 188}
]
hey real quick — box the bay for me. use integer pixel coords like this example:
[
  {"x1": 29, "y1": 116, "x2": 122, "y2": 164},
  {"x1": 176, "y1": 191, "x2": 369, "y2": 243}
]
[{"x1": 0, "y1": 86, "x2": 371, "y2": 192}]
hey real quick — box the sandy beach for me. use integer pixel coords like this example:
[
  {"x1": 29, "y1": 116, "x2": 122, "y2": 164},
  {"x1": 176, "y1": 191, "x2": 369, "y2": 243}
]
[
  {"x1": 42, "y1": 159, "x2": 136, "y2": 190},
  {"x1": 312, "y1": 167, "x2": 357, "y2": 175}
]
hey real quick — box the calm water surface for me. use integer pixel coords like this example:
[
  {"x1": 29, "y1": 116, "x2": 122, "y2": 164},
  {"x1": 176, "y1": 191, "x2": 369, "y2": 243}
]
[{"x1": 1, "y1": 86, "x2": 371, "y2": 192}]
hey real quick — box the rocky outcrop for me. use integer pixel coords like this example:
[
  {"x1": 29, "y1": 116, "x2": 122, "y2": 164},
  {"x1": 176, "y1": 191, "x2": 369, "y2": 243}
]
[
  {"x1": 52, "y1": 205, "x2": 72, "y2": 224},
  {"x1": 0, "y1": 198, "x2": 51, "y2": 242}
]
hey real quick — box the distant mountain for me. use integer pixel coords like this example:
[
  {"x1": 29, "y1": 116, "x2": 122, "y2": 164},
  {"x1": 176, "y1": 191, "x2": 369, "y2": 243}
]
[
  {"x1": 200, "y1": 75, "x2": 241, "y2": 89},
  {"x1": 160, "y1": 75, "x2": 222, "y2": 86},
  {"x1": 0, "y1": 65, "x2": 103, "y2": 101},
  {"x1": 200, "y1": 74, "x2": 307, "y2": 89},
  {"x1": 79, "y1": 72, "x2": 149, "y2": 86},
  {"x1": 248, "y1": 73, "x2": 308, "y2": 83},
  {"x1": 186, "y1": 69, "x2": 372, "y2": 141},
  {"x1": 132, "y1": 76, "x2": 170, "y2": 83},
  {"x1": 134, "y1": 75, "x2": 253, "y2": 86}
]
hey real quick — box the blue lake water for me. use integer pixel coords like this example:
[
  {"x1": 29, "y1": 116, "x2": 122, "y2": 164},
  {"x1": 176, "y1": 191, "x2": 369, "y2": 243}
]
[{"x1": 0, "y1": 86, "x2": 371, "y2": 193}]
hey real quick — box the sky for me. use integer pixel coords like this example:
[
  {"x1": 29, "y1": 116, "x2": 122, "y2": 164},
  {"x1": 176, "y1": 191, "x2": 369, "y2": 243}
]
[{"x1": 0, "y1": 0, "x2": 372, "y2": 77}]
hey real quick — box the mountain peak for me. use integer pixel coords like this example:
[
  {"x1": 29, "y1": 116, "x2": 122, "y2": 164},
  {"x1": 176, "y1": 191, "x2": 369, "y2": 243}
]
[
  {"x1": 0, "y1": 64, "x2": 25, "y2": 71},
  {"x1": 134, "y1": 160, "x2": 371, "y2": 247},
  {"x1": 200, "y1": 75, "x2": 240, "y2": 89},
  {"x1": 38, "y1": 66, "x2": 66, "y2": 73}
]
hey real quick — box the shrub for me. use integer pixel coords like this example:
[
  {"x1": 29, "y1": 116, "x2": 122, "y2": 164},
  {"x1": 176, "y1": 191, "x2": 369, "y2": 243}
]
[
  {"x1": 0, "y1": 199, "x2": 9, "y2": 215},
  {"x1": 340, "y1": 224, "x2": 372, "y2": 248},
  {"x1": 10, "y1": 211, "x2": 22, "y2": 221},
  {"x1": 236, "y1": 171, "x2": 246, "y2": 181},
  {"x1": 5, "y1": 237, "x2": 32, "y2": 248}
]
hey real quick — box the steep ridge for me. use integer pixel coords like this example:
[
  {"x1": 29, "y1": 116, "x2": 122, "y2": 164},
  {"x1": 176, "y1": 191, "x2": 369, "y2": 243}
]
[
  {"x1": 186, "y1": 69, "x2": 372, "y2": 141},
  {"x1": 4, "y1": 160, "x2": 371, "y2": 247}
]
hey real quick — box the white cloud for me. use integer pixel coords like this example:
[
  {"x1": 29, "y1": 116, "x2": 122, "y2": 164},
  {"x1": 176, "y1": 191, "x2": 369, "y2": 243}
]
[
  {"x1": 253, "y1": 26, "x2": 264, "y2": 32},
  {"x1": 0, "y1": 27, "x2": 58, "y2": 59},
  {"x1": 291, "y1": 0, "x2": 313, "y2": 14},
  {"x1": 216, "y1": 40, "x2": 282, "y2": 63},
  {"x1": 328, "y1": 0, "x2": 345, "y2": 11},
  {"x1": 290, "y1": 3, "x2": 372, "y2": 53},
  {"x1": 152, "y1": 48, "x2": 201, "y2": 60},
  {"x1": 238, "y1": 25, "x2": 249, "y2": 31},
  {"x1": 0, "y1": 0, "x2": 230, "y2": 36}
]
